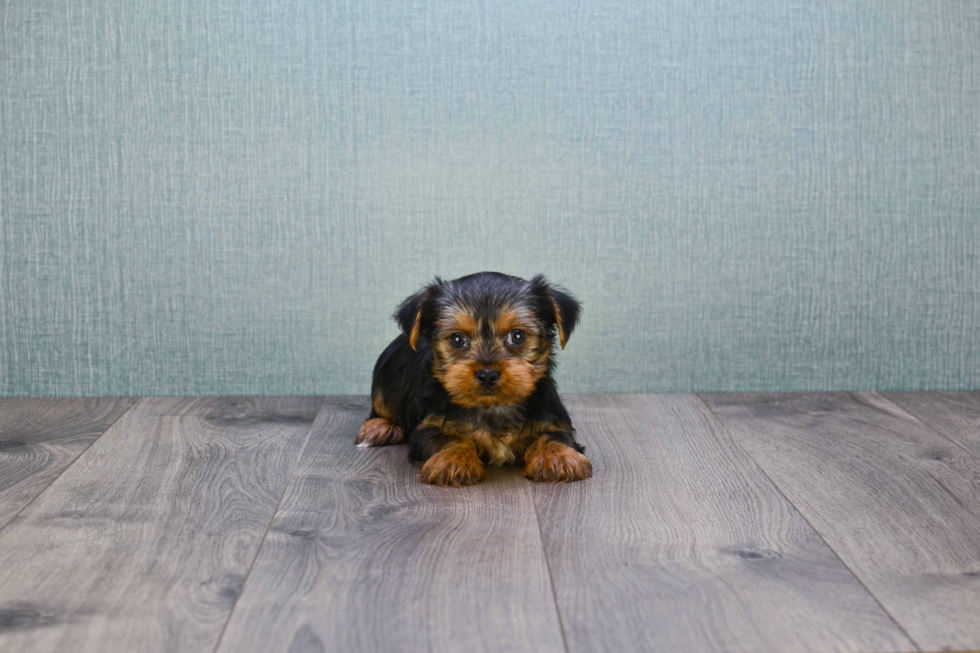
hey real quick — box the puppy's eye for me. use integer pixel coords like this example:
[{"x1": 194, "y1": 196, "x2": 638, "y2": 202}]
[
  {"x1": 507, "y1": 329, "x2": 526, "y2": 346},
  {"x1": 449, "y1": 332, "x2": 468, "y2": 349}
]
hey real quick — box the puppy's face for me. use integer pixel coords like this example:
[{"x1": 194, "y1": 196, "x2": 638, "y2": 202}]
[
  {"x1": 430, "y1": 299, "x2": 549, "y2": 409},
  {"x1": 395, "y1": 273, "x2": 581, "y2": 411}
]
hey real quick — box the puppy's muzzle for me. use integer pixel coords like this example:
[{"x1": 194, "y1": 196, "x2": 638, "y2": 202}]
[{"x1": 476, "y1": 368, "x2": 500, "y2": 389}]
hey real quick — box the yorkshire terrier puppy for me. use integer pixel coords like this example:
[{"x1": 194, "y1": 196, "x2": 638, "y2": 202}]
[{"x1": 356, "y1": 272, "x2": 592, "y2": 488}]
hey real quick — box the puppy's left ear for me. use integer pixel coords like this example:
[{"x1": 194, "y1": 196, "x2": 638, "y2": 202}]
[
  {"x1": 529, "y1": 274, "x2": 581, "y2": 349},
  {"x1": 393, "y1": 278, "x2": 444, "y2": 350}
]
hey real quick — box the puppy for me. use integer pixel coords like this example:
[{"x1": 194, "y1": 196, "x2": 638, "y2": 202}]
[{"x1": 356, "y1": 272, "x2": 592, "y2": 488}]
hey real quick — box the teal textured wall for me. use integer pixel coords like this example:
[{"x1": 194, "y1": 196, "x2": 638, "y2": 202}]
[{"x1": 2, "y1": 0, "x2": 978, "y2": 396}]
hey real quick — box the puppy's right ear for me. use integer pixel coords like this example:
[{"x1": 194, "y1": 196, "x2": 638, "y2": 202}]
[{"x1": 393, "y1": 278, "x2": 444, "y2": 350}]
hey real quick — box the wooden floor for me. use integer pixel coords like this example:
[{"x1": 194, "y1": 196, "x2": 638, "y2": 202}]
[{"x1": 1, "y1": 393, "x2": 979, "y2": 653}]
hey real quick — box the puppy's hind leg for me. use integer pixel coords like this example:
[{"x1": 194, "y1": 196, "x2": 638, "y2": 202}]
[
  {"x1": 355, "y1": 391, "x2": 406, "y2": 447},
  {"x1": 356, "y1": 417, "x2": 405, "y2": 447}
]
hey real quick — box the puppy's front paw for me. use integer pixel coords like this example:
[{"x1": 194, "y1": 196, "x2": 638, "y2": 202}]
[
  {"x1": 524, "y1": 438, "x2": 593, "y2": 483},
  {"x1": 419, "y1": 443, "x2": 486, "y2": 488},
  {"x1": 356, "y1": 418, "x2": 405, "y2": 447}
]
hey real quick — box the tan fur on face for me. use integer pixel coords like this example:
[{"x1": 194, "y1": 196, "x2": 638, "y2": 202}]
[
  {"x1": 447, "y1": 311, "x2": 477, "y2": 336},
  {"x1": 495, "y1": 308, "x2": 523, "y2": 335},
  {"x1": 430, "y1": 309, "x2": 476, "y2": 365},
  {"x1": 524, "y1": 436, "x2": 592, "y2": 483},
  {"x1": 431, "y1": 308, "x2": 477, "y2": 351},
  {"x1": 437, "y1": 356, "x2": 547, "y2": 409},
  {"x1": 439, "y1": 359, "x2": 499, "y2": 409},
  {"x1": 432, "y1": 303, "x2": 549, "y2": 410},
  {"x1": 496, "y1": 356, "x2": 547, "y2": 403}
]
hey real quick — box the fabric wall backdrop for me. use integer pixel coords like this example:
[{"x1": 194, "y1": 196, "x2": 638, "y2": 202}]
[{"x1": 2, "y1": 1, "x2": 978, "y2": 396}]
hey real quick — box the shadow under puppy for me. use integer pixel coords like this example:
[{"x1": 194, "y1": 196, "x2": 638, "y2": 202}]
[{"x1": 356, "y1": 271, "x2": 592, "y2": 488}]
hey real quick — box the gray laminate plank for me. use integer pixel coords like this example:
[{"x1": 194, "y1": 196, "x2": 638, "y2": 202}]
[
  {"x1": 533, "y1": 394, "x2": 914, "y2": 653},
  {"x1": 701, "y1": 392, "x2": 980, "y2": 652},
  {"x1": 216, "y1": 396, "x2": 566, "y2": 653},
  {"x1": 0, "y1": 397, "x2": 138, "y2": 530},
  {"x1": 884, "y1": 391, "x2": 980, "y2": 461},
  {"x1": 0, "y1": 396, "x2": 321, "y2": 653}
]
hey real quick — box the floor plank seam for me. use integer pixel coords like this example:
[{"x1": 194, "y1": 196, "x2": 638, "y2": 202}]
[
  {"x1": 868, "y1": 393, "x2": 980, "y2": 553},
  {"x1": 872, "y1": 393, "x2": 980, "y2": 465},
  {"x1": 209, "y1": 395, "x2": 327, "y2": 653},
  {"x1": 693, "y1": 393, "x2": 924, "y2": 653},
  {"x1": 530, "y1": 493, "x2": 572, "y2": 653},
  {"x1": 0, "y1": 396, "x2": 144, "y2": 538}
]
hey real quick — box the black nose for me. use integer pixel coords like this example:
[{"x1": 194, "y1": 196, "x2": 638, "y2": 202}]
[{"x1": 476, "y1": 368, "x2": 500, "y2": 388}]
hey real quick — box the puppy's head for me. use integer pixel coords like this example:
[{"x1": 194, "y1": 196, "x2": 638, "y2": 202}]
[{"x1": 394, "y1": 272, "x2": 581, "y2": 410}]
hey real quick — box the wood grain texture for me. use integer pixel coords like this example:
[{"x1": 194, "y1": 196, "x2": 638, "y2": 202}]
[
  {"x1": 0, "y1": 396, "x2": 321, "y2": 653},
  {"x1": 701, "y1": 392, "x2": 980, "y2": 652},
  {"x1": 0, "y1": 397, "x2": 138, "y2": 531},
  {"x1": 216, "y1": 396, "x2": 566, "y2": 653},
  {"x1": 533, "y1": 394, "x2": 913, "y2": 653},
  {"x1": 884, "y1": 391, "x2": 980, "y2": 461}
]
